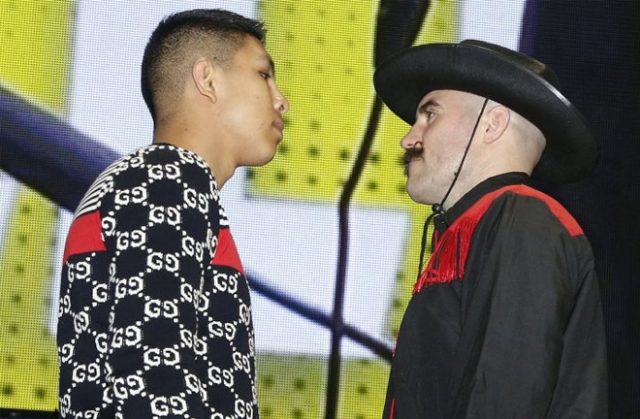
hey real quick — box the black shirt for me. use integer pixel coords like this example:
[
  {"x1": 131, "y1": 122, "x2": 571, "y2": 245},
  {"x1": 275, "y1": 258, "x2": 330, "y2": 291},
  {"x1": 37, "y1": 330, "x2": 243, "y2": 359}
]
[{"x1": 383, "y1": 173, "x2": 607, "y2": 418}]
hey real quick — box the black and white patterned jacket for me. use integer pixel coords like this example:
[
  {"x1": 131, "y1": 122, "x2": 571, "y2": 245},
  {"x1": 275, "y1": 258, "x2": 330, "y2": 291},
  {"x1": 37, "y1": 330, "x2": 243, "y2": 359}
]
[{"x1": 57, "y1": 144, "x2": 258, "y2": 419}]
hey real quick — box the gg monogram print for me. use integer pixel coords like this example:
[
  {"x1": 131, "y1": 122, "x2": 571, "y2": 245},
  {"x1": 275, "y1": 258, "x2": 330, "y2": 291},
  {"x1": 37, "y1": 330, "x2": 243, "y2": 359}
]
[{"x1": 57, "y1": 144, "x2": 258, "y2": 418}]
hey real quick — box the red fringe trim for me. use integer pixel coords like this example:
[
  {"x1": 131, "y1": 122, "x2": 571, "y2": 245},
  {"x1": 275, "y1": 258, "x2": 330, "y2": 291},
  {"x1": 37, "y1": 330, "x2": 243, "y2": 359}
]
[
  {"x1": 413, "y1": 214, "x2": 480, "y2": 293},
  {"x1": 413, "y1": 185, "x2": 556, "y2": 293}
]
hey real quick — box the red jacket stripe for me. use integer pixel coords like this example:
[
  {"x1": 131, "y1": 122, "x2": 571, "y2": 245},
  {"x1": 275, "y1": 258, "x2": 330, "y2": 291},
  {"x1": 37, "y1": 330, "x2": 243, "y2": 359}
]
[{"x1": 63, "y1": 210, "x2": 106, "y2": 263}]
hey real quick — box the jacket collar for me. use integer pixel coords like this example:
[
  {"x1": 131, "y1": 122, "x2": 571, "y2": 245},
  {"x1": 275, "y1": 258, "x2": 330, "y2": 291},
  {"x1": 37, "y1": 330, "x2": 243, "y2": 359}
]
[{"x1": 434, "y1": 172, "x2": 530, "y2": 233}]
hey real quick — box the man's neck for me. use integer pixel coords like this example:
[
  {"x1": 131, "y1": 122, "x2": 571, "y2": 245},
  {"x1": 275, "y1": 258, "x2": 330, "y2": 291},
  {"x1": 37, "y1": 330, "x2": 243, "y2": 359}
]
[{"x1": 153, "y1": 125, "x2": 234, "y2": 188}]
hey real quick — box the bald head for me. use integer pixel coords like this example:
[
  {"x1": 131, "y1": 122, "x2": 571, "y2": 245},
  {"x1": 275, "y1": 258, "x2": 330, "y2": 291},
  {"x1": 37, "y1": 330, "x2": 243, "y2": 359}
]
[
  {"x1": 141, "y1": 9, "x2": 264, "y2": 123},
  {"x1": 475, "y1": 96, "x2": 547, "y2": 176},
  {"x1": 506, "y1": 107, "x2": 546, "y2": 162},
  {"x1": 451, "y1": 91, "x2": 546, "y2": 165}
]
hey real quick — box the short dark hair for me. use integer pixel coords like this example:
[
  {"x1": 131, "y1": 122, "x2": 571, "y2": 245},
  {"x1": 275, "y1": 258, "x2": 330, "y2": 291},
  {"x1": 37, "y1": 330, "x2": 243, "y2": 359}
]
[{"x1": 141, "y1": 9, "x2": 264, "y2": 122}]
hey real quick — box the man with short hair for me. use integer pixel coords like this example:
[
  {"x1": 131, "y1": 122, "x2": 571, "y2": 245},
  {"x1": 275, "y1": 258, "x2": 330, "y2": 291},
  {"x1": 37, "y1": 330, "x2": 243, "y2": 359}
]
[
  {"x1": 374, "y1": 40, "x2": 607, "y2": 418},
  {"x1": 57, "y1": 9, "x2": 288, "y2": 418}
]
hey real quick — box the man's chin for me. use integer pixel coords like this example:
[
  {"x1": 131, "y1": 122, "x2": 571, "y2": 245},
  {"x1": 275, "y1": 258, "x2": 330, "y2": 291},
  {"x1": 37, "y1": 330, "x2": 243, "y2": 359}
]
[
  {"x1": 406, "y1": 183, "x2": 436, "y2": 205},
  {"x1": 405, "y1": 183, "x2": 420, "y2": 202},
  {"x1": 245, "y1": 151, "x2": 277, "y2": 168}
]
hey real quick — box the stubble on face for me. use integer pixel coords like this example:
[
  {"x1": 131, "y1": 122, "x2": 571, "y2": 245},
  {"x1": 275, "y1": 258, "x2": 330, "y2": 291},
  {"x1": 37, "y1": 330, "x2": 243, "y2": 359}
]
[{"x1": 401, "y1": 90, "x2": 487, "y2": 206}]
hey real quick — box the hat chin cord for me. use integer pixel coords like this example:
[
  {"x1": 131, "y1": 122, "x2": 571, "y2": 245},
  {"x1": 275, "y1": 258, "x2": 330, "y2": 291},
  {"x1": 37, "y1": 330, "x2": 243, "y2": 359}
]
[{"x1": 415, "y1": 97, "x2": 489, "y2": 282}]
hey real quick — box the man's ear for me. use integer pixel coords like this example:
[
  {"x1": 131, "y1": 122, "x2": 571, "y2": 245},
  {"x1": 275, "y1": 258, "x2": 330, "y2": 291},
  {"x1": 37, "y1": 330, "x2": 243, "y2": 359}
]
[
  {"x1": 483, "y1": 105, "x2": 510, "y2": 144},
  {"x1": 192, "y1": 58, "x2": 218, "y2": 103}
]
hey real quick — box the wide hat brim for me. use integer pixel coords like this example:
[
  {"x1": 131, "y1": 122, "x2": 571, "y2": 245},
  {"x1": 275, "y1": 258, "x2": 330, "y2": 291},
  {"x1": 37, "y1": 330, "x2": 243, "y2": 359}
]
[{"x1": 373, "y1": 41, "x2": 598, "y2": 183}]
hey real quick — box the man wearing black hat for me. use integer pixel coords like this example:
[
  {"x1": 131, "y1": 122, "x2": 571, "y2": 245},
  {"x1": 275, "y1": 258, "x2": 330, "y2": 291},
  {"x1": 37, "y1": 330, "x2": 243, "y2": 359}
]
[{"x1": 374, "y1": 40, "x2": 607, "y2": 418}]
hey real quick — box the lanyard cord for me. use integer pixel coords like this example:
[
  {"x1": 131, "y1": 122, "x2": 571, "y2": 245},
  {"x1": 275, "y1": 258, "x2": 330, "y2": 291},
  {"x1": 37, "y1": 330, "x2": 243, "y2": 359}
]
[{"x1": 415, "y1": 98, "x2": 489, "y2": 281}]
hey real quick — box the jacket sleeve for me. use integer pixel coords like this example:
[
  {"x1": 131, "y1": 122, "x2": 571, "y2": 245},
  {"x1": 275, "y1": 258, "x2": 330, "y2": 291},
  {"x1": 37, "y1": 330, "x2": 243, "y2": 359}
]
[
  {"x1": 101, "y1": 156, "x2": 218, "y2": 417},
  {"x1": 450, "y1": 194, "x2": 607, "y2": 419}
]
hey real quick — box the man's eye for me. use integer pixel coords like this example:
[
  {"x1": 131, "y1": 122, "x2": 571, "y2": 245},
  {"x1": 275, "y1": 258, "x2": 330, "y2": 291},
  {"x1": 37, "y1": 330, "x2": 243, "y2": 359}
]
[
  {"x1": 259, "y1": 72, "x2": 270, "y2": 79},
  {"x1": 421, "y1": 110, "x2": 435, "y2": 121}
]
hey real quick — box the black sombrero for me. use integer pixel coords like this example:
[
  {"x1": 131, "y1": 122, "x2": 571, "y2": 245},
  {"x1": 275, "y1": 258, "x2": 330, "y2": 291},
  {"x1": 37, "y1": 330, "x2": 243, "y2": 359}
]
[{"x1": 373, "y1": 39, "x2": 597, "y2": 183}]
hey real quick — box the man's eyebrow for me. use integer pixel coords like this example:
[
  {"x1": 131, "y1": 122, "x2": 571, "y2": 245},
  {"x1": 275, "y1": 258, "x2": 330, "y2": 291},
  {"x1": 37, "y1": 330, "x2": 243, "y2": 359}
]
[
  {"x1": 417, "y1": 99, "x2": 441, "y2": 114},
  {"x1": 259, "y1": 53, "x2": 276, "y2": 76}
]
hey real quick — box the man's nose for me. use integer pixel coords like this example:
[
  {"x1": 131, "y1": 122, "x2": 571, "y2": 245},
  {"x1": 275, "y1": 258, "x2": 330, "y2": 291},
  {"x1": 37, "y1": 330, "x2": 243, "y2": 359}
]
[
  {"x1": 400, "y1": 125, "x2": 421, "y2": 149},
  {"x1": 274, "y1": 86, "x2": 289, "y2": 114}
]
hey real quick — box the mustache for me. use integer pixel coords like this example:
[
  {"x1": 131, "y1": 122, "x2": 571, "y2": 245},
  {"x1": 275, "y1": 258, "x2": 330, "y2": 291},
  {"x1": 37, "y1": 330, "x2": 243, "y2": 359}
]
[
  {"x1": 403, "y1": 144, "x2": 424, "y2": 170},
  {"x1": 403, "y1": 144, "x2": 424, "y2": 165}
]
